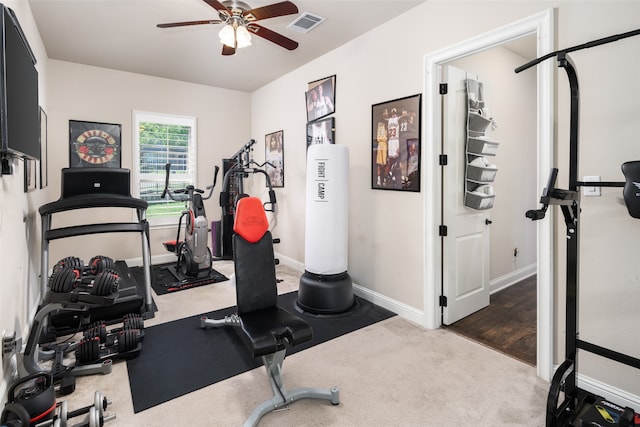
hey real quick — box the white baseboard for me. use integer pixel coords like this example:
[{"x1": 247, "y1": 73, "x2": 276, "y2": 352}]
[
  {"x1": 489, "y1": 263, "x2": 536, "y2": 295},
  {"x1": 276, "y1": 253, "x2": 424, "y2": 326},
  {"x1": 125, "y1": 253, "x2": 176, "y2": 268},
  {"x1": 275, "y1": 253, "x2": 304, "y2": 272},
  {"x1": 577, "y1": 372, "x2": 640, "y2": 413},
  {"x1": 351, "y1": 284, "x2": 424, "y2": 325}
]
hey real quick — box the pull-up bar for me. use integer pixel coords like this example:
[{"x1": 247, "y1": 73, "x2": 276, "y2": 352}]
[{"x1": 515, "y1": 27, "x2": 640, "y2": 74}]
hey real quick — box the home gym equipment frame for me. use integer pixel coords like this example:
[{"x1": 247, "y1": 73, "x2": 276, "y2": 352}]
[
  {"x1": 216, "y1": 139, "x2": 277, "y2": 260},
  {"x1": 519, "y1": 28, "x2": 640, "y2": 427}
]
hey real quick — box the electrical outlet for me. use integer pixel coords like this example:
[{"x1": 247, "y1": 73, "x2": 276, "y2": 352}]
[
  {"x1": 2, "y1": 331, "x2": 18, "y2": 359},
  {"x1": 583, "y1": 176, "x2": 601, "y2": 197}
]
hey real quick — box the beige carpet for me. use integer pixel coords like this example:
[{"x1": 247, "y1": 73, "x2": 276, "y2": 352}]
[{"x1": 63, "y1": 262, "x2": 548, "y2": 426}]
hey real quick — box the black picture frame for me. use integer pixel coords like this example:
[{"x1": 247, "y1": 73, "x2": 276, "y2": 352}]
[
  {"x1": 39, "y1": 107, "x2": 47, "y2": 188},
  {"x1": 69, "y1": 120, "x2": 122, "y2": 168},
  {"x1": 265, "y1": 130, "x2": 284, "y2": 188},
  {"x1": 24, "y1": 157, "x2": 37, "y2": 192},
  {"x1": 306, "y1": 75, "x2": 336, "y2": 122},
  {"x1": 306, "y1": 117, "x2": 335, "y2": 149},
  {"x1": 371, "y1": 94, "x2": 421, "y2": 192}
]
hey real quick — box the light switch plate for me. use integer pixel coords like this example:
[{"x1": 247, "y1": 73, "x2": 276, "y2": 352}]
[{"x1": 583, "y1": 176, "x2": 601, "y2": 196}]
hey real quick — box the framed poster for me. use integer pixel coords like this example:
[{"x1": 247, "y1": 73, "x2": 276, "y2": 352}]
[
  {"x1": 371, "y1": 94, "x2": 421, "y2": 192},
  {"x1": 69, "y1": 120, "x2": 122, "y2": 168},
  {"x1": 306, "y1": 117, "x2": 335, "y2": 149},
  {"x1": 265, "y1": 130, "x2": 284, "y2": 188},
  {"x1": 306, "y1": 75, "x2": 336, "y2": 122}
]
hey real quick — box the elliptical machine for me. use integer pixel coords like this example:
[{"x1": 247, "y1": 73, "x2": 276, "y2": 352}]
[{"x1": 161, "y1": 163, "x2": 219, "y2": 280}]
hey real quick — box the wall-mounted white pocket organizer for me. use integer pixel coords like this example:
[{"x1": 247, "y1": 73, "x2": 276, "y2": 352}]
[{"x1": 464, "y1": 78, "x2": 499, "y2": 210}]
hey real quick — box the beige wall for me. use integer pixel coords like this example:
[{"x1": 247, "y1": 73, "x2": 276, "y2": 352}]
[
  {"x1": 2, "y1": 0, "x2": 640, "y2": 409},
  {"x1": 251, "y1": 1, "x2": 555, "y2": 310},
  {"x1": 250, "y1": 0, "x2": 640, "y2": 401},
  {"x1": 44, "y1": 60, "x2": 251, "y2": 266},
  {"x1": 0, "y1": 0, "x2": 49, "y2": 398}
]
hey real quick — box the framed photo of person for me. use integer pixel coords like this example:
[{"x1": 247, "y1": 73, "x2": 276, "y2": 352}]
[
  {"x1": 371, "y1": 94, "x2": 421, "y2": 192},
  {"x1": 69, "y1": 120, "x2": 122, "y2": 168},
  {"x1": 306, "y1": 75, "x2": 336, "y2": 122},
  {"x1": 265, "y1": 130, "x2": 284, "y2": 188},
  {"x1": 306, "y1": 117, "x2": 335, "y2": 150}
]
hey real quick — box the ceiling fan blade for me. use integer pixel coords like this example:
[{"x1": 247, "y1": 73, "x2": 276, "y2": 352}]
[
  {"x1": 244, "y1": 1, "x2": 298, "y2": 22},
  {"x1": 248, "y1": 23, "x2": 298, "y2": 50},
  {"x1": 222, "y1": 44, "x2": 236, "y2": 56},
  {"x1": 203, "y1": 0, "x2": 231, "y2": 15},
  {"x1": 157, "y1": 20, "x2": 222, "y2": 28}
]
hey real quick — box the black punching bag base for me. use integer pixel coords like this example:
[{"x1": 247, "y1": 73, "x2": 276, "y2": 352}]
[{"x1": 296, "y1": 270, "x2": 354, "y2": 315}]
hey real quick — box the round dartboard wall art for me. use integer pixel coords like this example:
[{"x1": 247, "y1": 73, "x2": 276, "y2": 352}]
[{"x1": 69, "y1": 120, "x2": 122, "y2": 168}]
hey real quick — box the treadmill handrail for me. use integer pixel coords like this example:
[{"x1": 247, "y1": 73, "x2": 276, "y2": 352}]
[{"x1": 39, "y1": 194, "x2": 147, "y2": 216}]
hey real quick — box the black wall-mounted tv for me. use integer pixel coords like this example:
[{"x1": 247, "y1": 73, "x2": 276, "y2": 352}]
[{"x1": 0, "y1": 4, "x2": 39, "y2": 161}]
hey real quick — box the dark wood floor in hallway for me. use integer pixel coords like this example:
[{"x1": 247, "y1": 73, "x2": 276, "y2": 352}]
[{"x1": 446, "y1": 275, "x2": 537, "y2": 366}]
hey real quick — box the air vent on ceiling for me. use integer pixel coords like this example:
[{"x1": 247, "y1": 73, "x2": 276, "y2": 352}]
[{"x1": 287, "y1": 12, "x2": 325, "y2": 33}]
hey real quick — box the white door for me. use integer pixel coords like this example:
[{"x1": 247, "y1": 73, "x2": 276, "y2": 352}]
[{"x1": 441, "y1": 65, "x2": 491, "y2": 325}]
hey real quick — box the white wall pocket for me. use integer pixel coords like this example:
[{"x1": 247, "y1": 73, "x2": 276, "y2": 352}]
[
  {"x1": 467, "y1": 136, "x2": 499, "y2": 156},
  {"x1": 464, "y1": 78, "x2": 499, "y2": 210},
  {"x1": 466, "y1": 183, "x2": 496, "y2": 210}
]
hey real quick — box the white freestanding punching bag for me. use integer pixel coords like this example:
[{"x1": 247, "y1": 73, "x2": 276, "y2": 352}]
[{"x1": 297, "y1": 144, "x2": 354, "y2": 314}]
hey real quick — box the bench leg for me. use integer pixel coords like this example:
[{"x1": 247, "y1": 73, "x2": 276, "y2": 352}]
[{"x1": 243, "y1": 349, "x2": 339, "y2": 427}]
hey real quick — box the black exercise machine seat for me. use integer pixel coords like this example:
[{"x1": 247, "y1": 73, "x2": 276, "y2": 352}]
[
  {"x1": 230, "y1": 197, "x2": 339, "y2": 426},
  {"x1": 233, "y1": 199, "x2": 309, "y2": 357}
]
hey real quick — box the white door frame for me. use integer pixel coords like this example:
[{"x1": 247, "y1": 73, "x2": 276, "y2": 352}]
[{"x1": 422, "y1": 9, "x2": 556, "y2": 381}]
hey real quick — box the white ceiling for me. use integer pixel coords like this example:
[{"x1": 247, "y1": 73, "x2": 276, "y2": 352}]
[{"x1": 28, "y1": 0, "x2": 427, "y2": 92}]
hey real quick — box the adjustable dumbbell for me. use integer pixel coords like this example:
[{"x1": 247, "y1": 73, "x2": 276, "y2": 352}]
[
  {"x1": 83, "y1": 314, "x2": 144, "y2": 343},
  {"x1": 53, "y1": 256, "x2": 115, "y2": 277},
  {"x1": 75, "y1": 329, "x2": 142, "y2": 364},
  {"x1": 47, "y1": 267, "x2": 119, "y2": 296}
]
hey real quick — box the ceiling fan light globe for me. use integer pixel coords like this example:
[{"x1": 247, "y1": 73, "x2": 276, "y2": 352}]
[
  {"x1": 219, "y1": 24, "x2": 236, "y2": 47},
  {"x1": 235, "y1": 25, "x2": 252, "y2": 48}
]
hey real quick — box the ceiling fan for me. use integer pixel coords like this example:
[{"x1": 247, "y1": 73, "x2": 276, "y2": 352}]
[{"x1": 157, "y1": 0, "x2": 299, "y2": 56}]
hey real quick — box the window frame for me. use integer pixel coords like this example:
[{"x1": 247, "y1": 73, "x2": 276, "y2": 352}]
[{"x1": 132, "y1": 110, "x2": 197, "y2": 227}]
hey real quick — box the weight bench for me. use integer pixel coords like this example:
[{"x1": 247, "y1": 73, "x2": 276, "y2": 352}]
[{"x1": 205, "y1": 196, "x2": 339, "y2": 426}]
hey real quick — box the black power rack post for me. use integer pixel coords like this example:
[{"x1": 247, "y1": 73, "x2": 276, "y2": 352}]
[{"x1": 518, "y1": 28, "x2": 640, "y2": 427}]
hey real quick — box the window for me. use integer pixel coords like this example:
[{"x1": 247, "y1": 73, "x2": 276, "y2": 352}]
[{"x1": 133, "y1": 111, "x2": 196, "y2": 225}]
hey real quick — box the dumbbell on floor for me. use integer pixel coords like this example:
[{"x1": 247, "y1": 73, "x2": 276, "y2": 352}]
[
  {"x1": 75, "y1": 329, "x2": 142, "y2": 364},
  {"x1": 82, "y1": 314, "x2": 144, "y2": 343},
  {"x1": 55, "y1": 391, "x2": 114, "y2": 427}
]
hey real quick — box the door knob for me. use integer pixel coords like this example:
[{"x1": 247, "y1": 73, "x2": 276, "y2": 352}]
[{"x1": 485, "y1": 219, "x2": 493, "y2": 225}]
